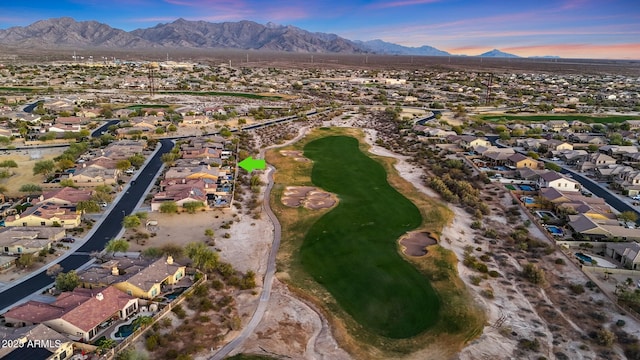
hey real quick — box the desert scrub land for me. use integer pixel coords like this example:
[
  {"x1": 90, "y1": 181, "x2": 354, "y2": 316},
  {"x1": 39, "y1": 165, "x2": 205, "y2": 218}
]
[{"x1": 266, "y1": 127, "x2": 484, "y2": 359}]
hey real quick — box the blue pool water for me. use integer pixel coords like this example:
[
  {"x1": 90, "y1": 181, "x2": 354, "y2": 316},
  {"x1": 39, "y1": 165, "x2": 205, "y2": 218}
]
[
  {"x1": 535, "y1": 210, "x2": 558, "y2": 220},
  {"x1": 115, "y1": 322, "x2": 140, "y2": 338},
  {"x1": 519, "y1": 185, "x2": 534, "y2": 191},
  {"x1": 165, "y1": 288, "x2": 187, "y2": 300},
  {"x1": 521, "y1": 197, "x2": 535, "y2": 204},
  {"x1": 575, "y1": 252, "x2": 593, "y2": 264},
  {"x1": 547, "y1": 225, "x2": 563, "y2": 235}
]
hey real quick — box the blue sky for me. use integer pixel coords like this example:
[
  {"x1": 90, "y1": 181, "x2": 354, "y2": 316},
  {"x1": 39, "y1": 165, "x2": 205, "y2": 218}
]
[{"x1": 1, "y1": 0, "x2": 639, "y2": 59}]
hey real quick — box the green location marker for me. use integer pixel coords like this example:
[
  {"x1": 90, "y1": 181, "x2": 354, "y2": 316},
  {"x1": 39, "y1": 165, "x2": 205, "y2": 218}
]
[{"x1": 238, "y1": 156, "x2": 266, "y2": 172}]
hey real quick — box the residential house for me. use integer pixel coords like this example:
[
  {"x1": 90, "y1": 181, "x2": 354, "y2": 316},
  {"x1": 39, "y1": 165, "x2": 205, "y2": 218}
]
[
  {"x1": 0, "y1": 255, "x2": 16, "y2": 272},
  {"x1": 3, "y1": 286, "x2": 138, "y2": 342},
  {"x1": 618, "y1": 168, "x2": 640, "y2": 197},
  {"x1": 458, "y1": 135, "x2": 491, "y2": 150},
  {"x1": 78, "y1": 256, "x2": 187, "y2": 299},
  {"x1": 516, "y1": 138, "x2": 547, "y2": 151},
  {"x1": 81, "y1": 158, "x2": 120, "y2": 171},
  {"x1": 594, "y1": 164, "x2": 633, "y2": 182},
  {"x1": 623, "y1": 120, "x2": 640, "y2": 129},
  {"x1": 55, "y1": 116, "x2": 87, "y2": 126},
  {"x1": 0, "y1": 227, "x2": 65, "y2": 255},
  {"x1": 75, "y1": 108, "x2": 101, "y2": 118},
  {"x1": 537, "y1": 171, "x2": 580, "y2": 192},
  {"x1": 576, "y1": 152, "x2": 617, "y2": 172},
  {"x1": 67, "y1": 167, "x2": 118, "y2": 187},
  {"x1": 557, "y1": 149, "x2": 589, "y2": 166},
  {"x1": 539, "y1": 188, "x2": 614, "y2": 220},
  {"x1": 507, "y1": 153, "x2": 541, "y2": 169},
  {"x1": 543, "y1": 139, "x2": 573, "y2": 152},
  {"x1": 36, "y1": 187, "x2": 93, "y2": 206},
  {"x1": 48, "y1": 124, "x2": 83, "y2": 133},
  {"x1": 0, "y1": 324, "x2": 74, "y2": 360},
  {"x1": 113, "y1": 109, "x2": 134, "y2": 118},
  {"x1": 182, "y1": 115, "x2": 210, "y2": 126},
  {"x1": 546, "y1": 120, "x2": 569, "y2": 132},
  {"x1": 599, "y1": 145, "x2": 638, "y2": 158},
  {"x1": 569, "y1": 133, "x2": 607, "y2": 145},
  {"x1": 4, "y1": 203, "x2": 81, "y2": 228},
  {"x1": 181, "y1": 146, "x2": 221, "y2": 160},
  {"x1": 568, "y1": 214, "x2": 640, "y2": 241},
  {"x1": 164, "y1": 165, "x2": 222, "y2": 182},
  {"x1": 607, "y1": 242, "x2": 640, "y2": 269},
  {"x1": 151, "y1": 186, "x2": 208, "y2": 212},
  {"x1": 102, "y1": 140, "x2": 146, "y2": 158},
  {"x1": 479, "y1": 147, "x2": 515, "y2": 165}
]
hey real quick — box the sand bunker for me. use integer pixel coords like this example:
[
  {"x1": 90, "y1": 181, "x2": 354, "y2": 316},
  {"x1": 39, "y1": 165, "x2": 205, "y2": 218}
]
[
  {"x1": 280, "y1": 150, "x2": 310, "y2": 162},
  {"x1": 399, "y1": 232, "x2": 437, "y2": 256},
  {"x1": 282, "y1": 186, "x2": 337, "y2": 210}
]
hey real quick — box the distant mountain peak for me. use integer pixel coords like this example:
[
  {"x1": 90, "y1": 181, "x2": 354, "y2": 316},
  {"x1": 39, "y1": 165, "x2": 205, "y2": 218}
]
[
  {"x1": 354, "y1": 39, "x2": 449, "y2": 56},
  {"x1": 479, "y1": 49, "x2": 519, "y2": 58}
]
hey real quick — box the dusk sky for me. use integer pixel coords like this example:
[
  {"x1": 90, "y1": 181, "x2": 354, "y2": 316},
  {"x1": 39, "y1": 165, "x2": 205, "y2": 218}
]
[{"x1": 1, "y1": 0, "x2": 639, "y2": 59}]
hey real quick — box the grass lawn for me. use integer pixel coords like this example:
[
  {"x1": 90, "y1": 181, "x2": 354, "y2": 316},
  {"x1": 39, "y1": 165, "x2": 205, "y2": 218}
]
[
  {"x1": 300, "y1": 135, "x2": 440, "y2": 339},
  {"x1": 477, "y1": 113, "x2": 640, "y2": 123}
]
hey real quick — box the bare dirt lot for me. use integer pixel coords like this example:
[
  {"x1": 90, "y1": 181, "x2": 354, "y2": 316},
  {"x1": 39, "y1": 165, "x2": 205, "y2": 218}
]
[{"x1": 0, "y1": 147, "x2": 65, "y2": 197}]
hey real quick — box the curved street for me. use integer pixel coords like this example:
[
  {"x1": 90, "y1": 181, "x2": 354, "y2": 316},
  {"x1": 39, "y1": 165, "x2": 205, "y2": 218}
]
[{"x1": 0, "y1": 138, "x2": 174, "y2": 312}]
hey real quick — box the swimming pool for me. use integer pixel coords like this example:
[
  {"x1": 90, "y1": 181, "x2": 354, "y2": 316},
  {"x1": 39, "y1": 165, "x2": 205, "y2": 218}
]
[
  {"x1": 546, "y1": 225, "x2": 563, "y2": 236},
  {"x1": 114, "y1": 320, "x2": 140, "y2": 338},
  {"x1": 575, "y1": 252, "x2": 593, "y2": 264},
  {"x1": 518, "y1": 185, "x2": 535, "y2": 191},
  {"x1": 535, "y1": 210, "x2": 558, "y2": 220},
  {"x1": 521, "y1": 197, "x2": 535, "y2": 204},
  {"x1": 165, "y1": 288, "x2": 187, "y2": 300}
]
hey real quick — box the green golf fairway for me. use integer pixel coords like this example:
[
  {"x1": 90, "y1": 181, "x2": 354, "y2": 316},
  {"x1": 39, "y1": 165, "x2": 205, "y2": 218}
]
[{"x1": 301, "y1": 136, "x2": 440, "y2": 338}]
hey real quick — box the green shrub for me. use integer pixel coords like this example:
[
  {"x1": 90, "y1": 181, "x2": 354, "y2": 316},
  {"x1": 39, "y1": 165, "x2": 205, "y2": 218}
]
[{"x1": 569, "y1": 283, "x2": 585, "y2": 295}]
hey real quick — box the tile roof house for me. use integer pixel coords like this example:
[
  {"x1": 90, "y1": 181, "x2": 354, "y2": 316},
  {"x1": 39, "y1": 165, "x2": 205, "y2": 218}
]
[
  {"x1": 151, "y1": 186, "x2": 209, "y2": 212},
  {"x1": 181, "y1": 147, "x2": 222, "y2": 160},
  {"x1": 182, "y1": 115, "x2": 211, "y2": 125},
  {"x1": 0, "y1": 324, "x2": 74, "y2": 360},
  {"x1": 36, "y1": 187, "x2": 93, "y2": 206},
  {"x1": 607, "y1": 242, "x2": 640, "y2": 269},
  {"x1": 77, "y1": 256, "x2": 188, "y2": 299},
  {"x1": 4, "y1": 203, "x2": 81, "y2": 228},
  {"x1": 0, "y1": 226, "x2": 65, "y2": 255},
  {"x1": 3, "y1": 286, "x2": 138, "y2": 342},
  {"x1": 568, "y1": 214, "x2": 640, "y2": 241},
  {"x1": 543, "y1": 139, "x2": 573, "y2": 151},
  {"x1": 67, "y1": 167, "x2": 118, "y2": 187},
  {"x1": 576, "y1": 153, "x2": 617, "y2": 172},
  {"x1": 536, "y1": 171, "x2": 580, "y2": 192},
  {"x1": 507, "y1": 153, "x2": 541, "y2": 169},
  {"x1": 164, "y1": 165, "x2": 222, "y2": 181}
]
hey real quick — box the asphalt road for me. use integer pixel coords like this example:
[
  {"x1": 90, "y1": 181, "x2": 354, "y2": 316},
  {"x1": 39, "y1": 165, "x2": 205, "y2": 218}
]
[
  {"x1": 91, "y1": 119, "x2": 120, "y2": 137},
  {"x1": 0, "y1": 138, "x2": 174, "y2": 311},
  {"x1": 487, "y1": 135, "x2": 640, "y2": 221},
  {"x1": 559, "y1": 167, "x2": 640, "y2": 223}
]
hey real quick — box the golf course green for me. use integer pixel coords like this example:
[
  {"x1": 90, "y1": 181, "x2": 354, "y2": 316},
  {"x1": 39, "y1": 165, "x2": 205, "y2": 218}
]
[{"x1": 300, "y1": 135, "x2": 440, "y2": 339}]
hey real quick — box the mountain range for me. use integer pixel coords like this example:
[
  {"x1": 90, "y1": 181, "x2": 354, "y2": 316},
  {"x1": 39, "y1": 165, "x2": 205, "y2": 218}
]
[{"x1": 0, "y1": 17, "x2": 525, "y2": 58}]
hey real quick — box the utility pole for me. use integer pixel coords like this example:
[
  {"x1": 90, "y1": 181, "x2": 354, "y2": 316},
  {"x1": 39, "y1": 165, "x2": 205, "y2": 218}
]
[{"x1": 485, "y1": 73, "x2": 493, "y2": 105}]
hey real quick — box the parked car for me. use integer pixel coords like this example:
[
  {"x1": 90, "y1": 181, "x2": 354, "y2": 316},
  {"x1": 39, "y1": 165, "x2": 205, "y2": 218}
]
[
  {"x1": 61, "y1": 237, "x2": 75, "y2": 243},
  {"x1": 100, "y1": 202, "x2": 108, "y2": 208},
  {"x1": 632, "y1": 195, "x2": 640, "y2": 200}
]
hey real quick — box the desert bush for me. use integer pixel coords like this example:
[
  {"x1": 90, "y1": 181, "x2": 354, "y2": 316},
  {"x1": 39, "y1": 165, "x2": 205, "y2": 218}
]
[
  {"x1": 569, "y1": 283, "x2": 585, "y2": 295},
  {"x1": 522, "y1": 263, "x2": 546, "y2": 285}
]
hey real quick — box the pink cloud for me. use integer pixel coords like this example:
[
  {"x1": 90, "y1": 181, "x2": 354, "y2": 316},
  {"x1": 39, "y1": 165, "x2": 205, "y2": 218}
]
[
  {"x1": 368, "y1": 0, "x2": 441, "y2": 9},
  {"x1": 446, "y1": 43, "x2": 640, "y2": 59}
]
